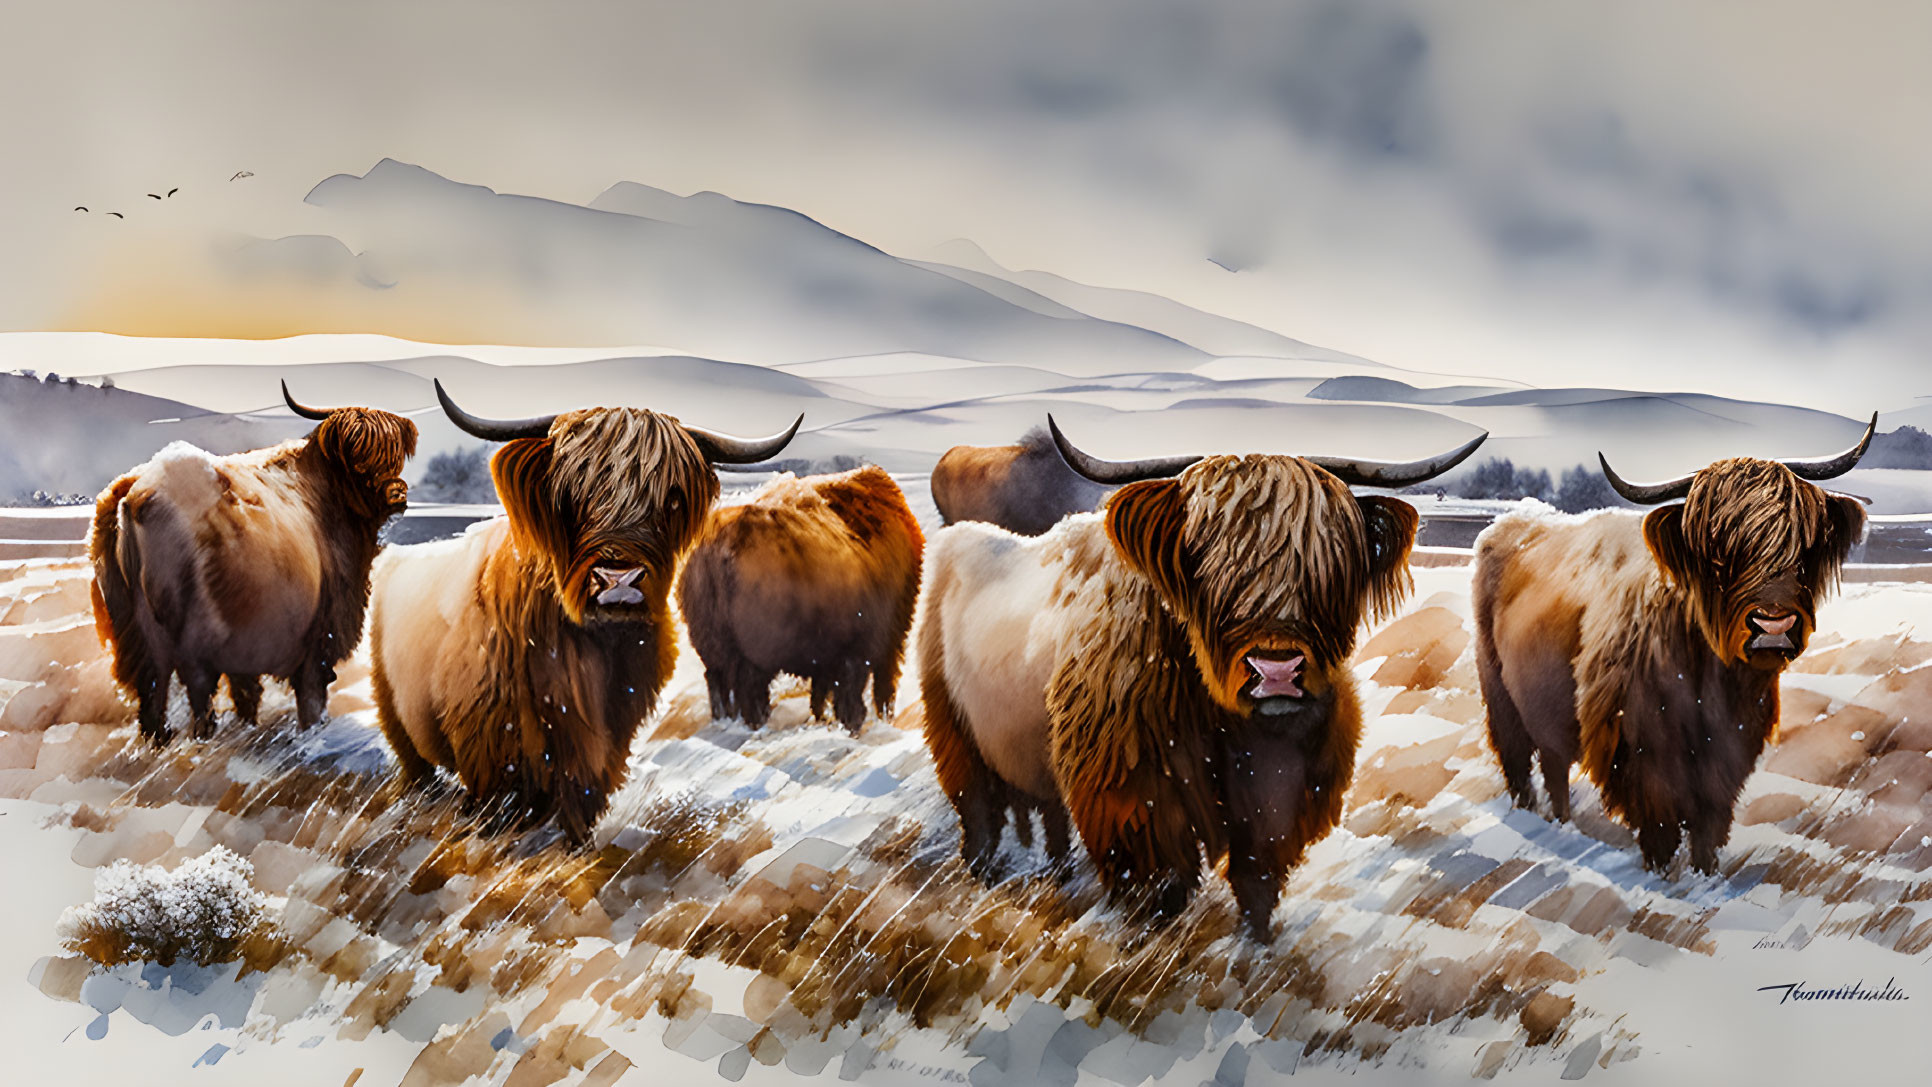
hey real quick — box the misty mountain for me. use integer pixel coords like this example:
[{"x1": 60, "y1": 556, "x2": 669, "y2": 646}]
[
  {"x1": 0, "y1": 374, "x2": 305, "y2": 503},
  {"x1": 278, "y1": 161, "x2": 1206, "y2": 373}
]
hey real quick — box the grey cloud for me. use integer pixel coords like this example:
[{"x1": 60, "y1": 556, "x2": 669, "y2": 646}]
[{"x1": 805, "y1": 0, "x2": 1906, "y2": 343}]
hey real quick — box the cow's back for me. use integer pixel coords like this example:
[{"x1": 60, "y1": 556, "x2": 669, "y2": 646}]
[
  {"x1": 1474, "y1": 509, "x2": 1654, "y2": 736},
  {"x1": 931, "y1": 445, "x2": 1012, "y2": 528},
  {"x1": 113, "y1": 443, "x2": 326, "y2": 674},
  {"x1": 683, "y1": 467, "x2": 922, "y2": 674}
]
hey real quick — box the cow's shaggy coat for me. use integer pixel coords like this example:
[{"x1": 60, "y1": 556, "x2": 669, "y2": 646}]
[
  {"x1": 919, "y1": 456, "x2": 1418, "y2": 939},
  {"x1": 369, "y1": 408, "x2": 720, "y2": 841},
  {"x1": 678, "y1": 466, "x2": 923, "y2": 732},
  {"x1": 90, "y1": 407, "x2": 417, "y2": 742},
  {"x1": 1473, "y1": 460, "x2": 1865, "y2": 871}
]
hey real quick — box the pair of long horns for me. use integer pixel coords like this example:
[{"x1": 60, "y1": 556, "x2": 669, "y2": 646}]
[
  {"x1": 434, "y1": 379, "x2": 801, "y2": 464},
  {"x1": 1047, "y1": 415, "x2": 1490, "y2": 488},
  {"x1": 1600, "y1": 413, "x2": 1878, "y2": 505}
]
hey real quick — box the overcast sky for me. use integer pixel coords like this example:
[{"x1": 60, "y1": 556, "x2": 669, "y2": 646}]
[{"x1": 4, "y1": 0, "x2": 1927, "y2": 409}]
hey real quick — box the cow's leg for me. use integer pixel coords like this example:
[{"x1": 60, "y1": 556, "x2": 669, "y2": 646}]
[
  {"x1": 960, "y1": 785, "x2": 1008, "y2": 884},
  {"x1": 1476, "y1": 644, "x2": 1539, "y2": 811},
  {"x1": 1227, "y1": 855, "x2": 1285, "y2": 944},
  {"x1": 1538, "y1": 750, "x2": 1574, "y2": 823},
  {"x1": 1040, "y1": 803, "x2": 1073, "y2": 871},
  {"x1": 293, "y1": 659, "x2": 335, "y2": 729},
  {"x1": 739, "y1": 669, "x2": 773, "y2": 727},
  {"x1": 1101, "y1": 846, "x2": 1199, "y2": 926},
  {"x1": 226, "y1": 673, "x2": 263, "y2": 727},
  {"x1": 871, "y1": 660, "x2": 898, "y2": 723},
  {"x1": 1688, "y1": 808, "x2": 1732, "y2": 875},
  {"x1": 705, "y1": 668, "x2": 731, "y2": 722},
  {"x1": 135, "y1": 670, "x2": 172, "y2": 745},
  {"x1": 920, "y1": 662, "x2": 1009, "y2": 883},
  {"x1": 182, "y1": 666, "x2": 219, "y2": 741},
  {"x1": 808, "y1": 671, "x2": 831, "y2": 724},
  {"x1": 551, "y1": 778, "x2": 607, "y2": 849},
  {"x1": 1637, "y1": 819, "x2": 1683, "y2": 872},
  {"x1": 832, "y1": 659, "x2": 869, "y2": 734}
]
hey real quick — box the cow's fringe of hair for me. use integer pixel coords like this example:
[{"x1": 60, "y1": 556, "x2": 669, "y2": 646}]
[
  {"x1": 308, "y1": 408, "x2": 418, "y2": 488},
  {"x1": 1651, "y1": 459, "x2": 1866, "y2": 663}
]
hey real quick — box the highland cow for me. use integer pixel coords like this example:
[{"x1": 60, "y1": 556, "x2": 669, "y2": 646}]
[
  {"x1": 931, "y1": 427, "x2": 1112, "y2": 536},
  {"x1": 1472, "y1": 416, "x2": 1875, "y2": 872},
  {"x1": 919, "y1": 416, "x2": 1484, "y2": 939},
  {"x1": 678, "y1": 465, "x2": 923, "y2": 732},
  {"x1": 367, "y1": 381, "x2": 799, "y2": 841},
  {"x1": 89, "y1": 383, "x2": 418, "y2": 743}
]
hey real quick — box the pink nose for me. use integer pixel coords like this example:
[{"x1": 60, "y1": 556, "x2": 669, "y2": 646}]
[
  {"x1": 1753, "y1": 613, "x2": 1798, "y2": 636},
  {"x1": 592, "y1": 566, "x2": 646, "y2": 605}
]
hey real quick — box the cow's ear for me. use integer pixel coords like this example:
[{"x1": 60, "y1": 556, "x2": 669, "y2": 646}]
[
  {"x1": 1105, "y1": 478, "x2": 1193, "y2": 610},
  {"x1": 1642, "y1": 504, "x2": 1696, "y2": 586},
  {"x1": 1814, "y1": 492, "x2": 1867, "y2": 588},
  {"x1": 492, "y1": 438, "x2": 571, "y2": 566},
  {"x1": 1823, "y1": 492, "x2": 1867, "y2": 563},
  {"x1": 1357, "y1": 495, "x2": 1419, "y2": 621}
]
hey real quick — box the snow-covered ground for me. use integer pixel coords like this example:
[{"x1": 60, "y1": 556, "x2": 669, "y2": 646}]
[{"x1": 4, "y1": 542, "x2": 1932, "y2": 1086}]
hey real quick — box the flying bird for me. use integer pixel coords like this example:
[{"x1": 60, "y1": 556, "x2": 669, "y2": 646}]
[
  {"x1": 148, "y1": 193, "x2": 162, "y2": 199},
  {"x1": 230, "y1": 171, "x2": 253, "y2": 181},
  {"x1": 73, "y1": 206, "x2": 87, "y2": 213},
  {"x1": 106, "y1": 212, "x2": 123, "y2": 219},
  {"x1": 168, "y1": 187, "x2": 178, "y2": 197}
]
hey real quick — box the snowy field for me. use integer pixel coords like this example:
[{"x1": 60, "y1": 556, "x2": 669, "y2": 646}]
[{"x1": 3, "y1": 534, "x2": 1932, "y2": 1085}]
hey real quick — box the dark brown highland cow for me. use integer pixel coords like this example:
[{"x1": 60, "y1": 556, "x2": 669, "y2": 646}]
[
  {"x1": 678, "y1": 465, "x2": 923, "y2": 732},
  {"x1": 89, "y1": 383, "x2": 417, "y2": 743},
  {"x1": 931, "y1": 426, "x2": 1113, "y2": 536},
  {"x1": 1472, "y1": 416, "x2": 1874, "y2": 872},
  {"x1": 919, "y1": 416, "x2": 1484, "y2": 939},
  {"x1": 367, "y1": 382, "x2": 799, "y2": 841}
]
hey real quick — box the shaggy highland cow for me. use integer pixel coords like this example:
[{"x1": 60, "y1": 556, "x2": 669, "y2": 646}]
[
  {"x1": 368, "y1": 382, "x2": 799, "y2": 841},
  {"x1": 89, "y1": 383, "x2": 417, "y2": 742},
  {"x1": 930, "y1": 427, "x2": 1113, "y2": 536},
  {"x1": 1472, "y1": 416, "x2": 1875, "y2": 872},
  {"x1": 678, "y1": 465, "x2": 923, "y2": 732},
  {"x1": 920, "y1": 416, "x2": 1484, "y2": 939}
]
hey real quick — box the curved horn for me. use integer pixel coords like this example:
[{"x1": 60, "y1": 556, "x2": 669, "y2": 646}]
[
  {"x1": 435, "y1": 379, "x2": 557, "y2": 442},
  {"x1": 1048, "y1": 414, "x2": 1203, "y2": 485},
  {"x1": 1783, "y1": 412, "x2": 1878, "y2": 481},
  {"x1": 1306, "y1": 432, "x2": 1490, "y2": 488},
  {"x1": 281, "y1": 380, "x2": 332, "y2": 421},
  {"x1": 1599, "y1": 452, "x2": 1694, "y2": 505},
  {"x1": 684, "y1": 414, "x2": 803, "y2": 464}
]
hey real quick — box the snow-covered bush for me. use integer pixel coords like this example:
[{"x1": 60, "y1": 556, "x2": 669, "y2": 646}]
[
  {"x1": 414, "y1": 445, "x2": 498, "y2": 503},
  {"x1": 58, "y1": 847, "x2": 268, "y2": 967}
]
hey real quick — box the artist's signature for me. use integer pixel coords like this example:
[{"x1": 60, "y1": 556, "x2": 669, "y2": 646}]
[
  {"x1": 883, "y1": 1058, "x2": 969, "y2": 1083},
  {"x1": 1757, "y1": 978, "x2": 1910, "y2": 1005}
]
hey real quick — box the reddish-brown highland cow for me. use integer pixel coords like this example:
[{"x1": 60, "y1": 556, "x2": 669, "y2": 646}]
[
  {"x1": 919, "y1": 416, "x2": 1485, "y2": 940},
  {"x1": 367, "y1": 381, "x2": 800, "y2": 841},
  {"x1": 89, "y1": 383, "x2": 418, "y2": 743},
  {"x1": 931, "y1": 426, "x2": 1113, "y2": 536},
  {"x1": 678, "y1": 465, "x2": 923, "y2": 732},
  {"x1": 1472, "y1": 415, "x2": 1875, "y2": 873}
]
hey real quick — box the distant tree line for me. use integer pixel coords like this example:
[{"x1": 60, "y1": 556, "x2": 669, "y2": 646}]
[
  {"x1": 1406, "y1": 458, "x2": 1627, "y2": 513},
  {"x1": 1867, "y1": 425, "x2": 1932, "y2": 470},
  {"x1": 412, "y1": 446, "x2": 498, "y2": 504}
]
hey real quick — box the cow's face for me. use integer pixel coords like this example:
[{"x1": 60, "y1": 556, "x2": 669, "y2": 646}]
[
  {"x1": 1643, "y1": 458, "x2": 1865, "y2": 669},
  {"x1": 1105, "y1": 456, "x2": 1418, "y2": 717},
  {"x1": 311, "y1": 407, "x2": 419, "y2": 516},
  {"x1": 493, "y1": 408, "x2": 719, "y2": 625}
]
